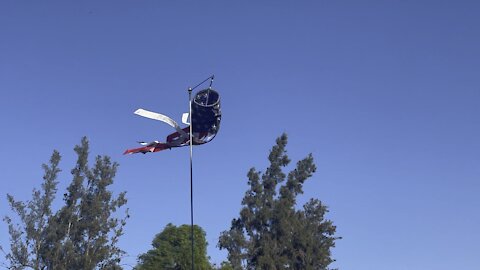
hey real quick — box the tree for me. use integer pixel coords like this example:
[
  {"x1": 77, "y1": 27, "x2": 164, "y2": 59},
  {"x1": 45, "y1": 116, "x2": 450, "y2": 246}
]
[
  {"x1": 214, "y1": 261, "x2": 234, "y2": 270},
  {"x1": 218, "y1": 134, "x2": 339, "y2": 270},
  {"x1": 2, "y1": 137, "x2": 129, "y2": 270},
  {"x1": 135, "y1": 223, "x2": 212, "y2": 270}
]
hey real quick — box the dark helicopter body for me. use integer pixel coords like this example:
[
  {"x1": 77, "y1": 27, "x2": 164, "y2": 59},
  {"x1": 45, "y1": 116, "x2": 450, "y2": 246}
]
[{"x1": 124, "y1": 88, "x2": 221, "y2": 155}]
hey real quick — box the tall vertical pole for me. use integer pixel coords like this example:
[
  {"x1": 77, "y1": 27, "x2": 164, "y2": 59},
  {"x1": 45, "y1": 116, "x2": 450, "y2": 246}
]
[
  {"x1": 187, "y1": 75, "x2": 213, "y2": 270},
  {"x1": 188, "y1": 87, "x2": 194, "y2": 270}
]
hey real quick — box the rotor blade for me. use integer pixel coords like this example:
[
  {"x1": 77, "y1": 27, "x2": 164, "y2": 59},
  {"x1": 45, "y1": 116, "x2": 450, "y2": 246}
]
[
  {"x1": 134, "y1": 108, "x2": 188, "y2": 137},
  {"x1": 182, "y1": 112, "x2": 190, "y2": 125}
]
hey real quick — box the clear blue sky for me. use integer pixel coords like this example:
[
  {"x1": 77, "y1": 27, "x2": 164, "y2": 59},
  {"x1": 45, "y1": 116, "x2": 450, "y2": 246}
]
[{"x1": 1, "y1": 1, "x2": 479, "y2": 269}]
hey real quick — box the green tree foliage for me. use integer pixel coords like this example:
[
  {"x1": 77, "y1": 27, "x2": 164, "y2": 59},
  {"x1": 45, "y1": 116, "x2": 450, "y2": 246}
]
[
  {"x1": 135, "y1": 223, "x2": 212, "y2": 270},
  {"x1": 2, "y1": 137, "x2": 129, "y2": 270},
  {"x1": 218, "y1": 134, "x2": 339, "y2": 270},
  {"x1": 214, "y1": 261, "x2": 234, "y2": 270}
]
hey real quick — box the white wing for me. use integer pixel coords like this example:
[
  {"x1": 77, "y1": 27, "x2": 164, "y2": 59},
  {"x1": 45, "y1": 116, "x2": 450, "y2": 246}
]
[
  {"x1": 134, "y1": 108, "x2": 188, "y2": 138},
  {"x1": 182, "y1": 113, "x2": 190, "y2": 125}
]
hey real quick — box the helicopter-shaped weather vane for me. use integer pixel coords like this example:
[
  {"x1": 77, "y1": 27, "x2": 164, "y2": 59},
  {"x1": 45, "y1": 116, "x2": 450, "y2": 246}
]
[
  {"x1": 124, "y1": 75, "x2": 221, "y2": 270},
  {"x1": 124, "y1": 76, "x2": 221, "y2": 154}
]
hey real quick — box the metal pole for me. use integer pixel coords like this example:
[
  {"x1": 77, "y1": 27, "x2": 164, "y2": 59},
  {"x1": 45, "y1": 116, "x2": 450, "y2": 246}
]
[
  {"x1": 188, "y1": 87, "x2": 194, "y2": 270},
  {"x1": 187, "y1": 75, "x2": 214, "y2": 270}
]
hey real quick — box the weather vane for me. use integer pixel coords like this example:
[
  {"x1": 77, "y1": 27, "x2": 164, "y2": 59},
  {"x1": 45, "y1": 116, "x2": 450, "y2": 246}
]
[
  {"x1": 124, "y1": 75, "x2": 221, "y2": 155},
  {"x1": 124, "y1": 75, "x2": 220, "y2": 270}
]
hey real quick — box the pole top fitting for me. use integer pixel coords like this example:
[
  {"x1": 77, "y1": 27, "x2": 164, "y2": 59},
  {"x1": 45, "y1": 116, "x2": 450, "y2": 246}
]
[{"x1": 209, "y1": 75, "x2": 214, "y2": 89}]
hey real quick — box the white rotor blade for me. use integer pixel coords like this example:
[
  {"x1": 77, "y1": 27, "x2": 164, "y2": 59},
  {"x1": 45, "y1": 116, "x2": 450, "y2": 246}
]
[
  {"x1": 182, "y1": 113, "x2": 190, "y2": 125},
  {"x1": 134, "y1": 108, "x2": 188, "y2": 137}
]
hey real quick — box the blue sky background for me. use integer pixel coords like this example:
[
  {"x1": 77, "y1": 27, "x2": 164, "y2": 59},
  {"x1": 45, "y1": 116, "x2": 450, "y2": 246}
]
[{"x1": 1, "y1": 1, "x2": 479, "y2": 269}]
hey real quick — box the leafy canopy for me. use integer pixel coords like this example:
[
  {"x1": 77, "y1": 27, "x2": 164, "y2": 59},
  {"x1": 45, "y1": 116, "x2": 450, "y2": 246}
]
[
  {"x1": 136, "y1": 223, "x2": 212, "y2": 270},
  {"x1": 2, "y1": 137, "x2": 129, "y2": 270},
  {"x1": 218, "y1": 134, "x2": 339, "y2": 270}
]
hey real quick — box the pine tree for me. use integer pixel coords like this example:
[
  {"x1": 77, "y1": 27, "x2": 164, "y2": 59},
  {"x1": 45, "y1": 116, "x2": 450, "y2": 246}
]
[
  {"x1": 3, "y1": 137, "x2": 129, "y2": 270},
  {"x1": 218, "y1": 134, "x2": 339, "y2": 270}
]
